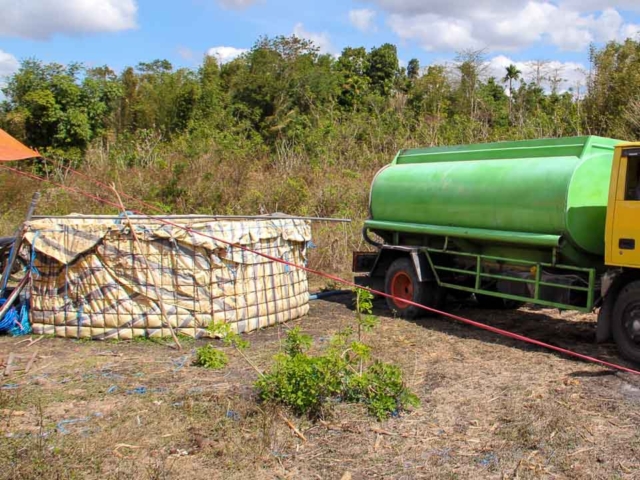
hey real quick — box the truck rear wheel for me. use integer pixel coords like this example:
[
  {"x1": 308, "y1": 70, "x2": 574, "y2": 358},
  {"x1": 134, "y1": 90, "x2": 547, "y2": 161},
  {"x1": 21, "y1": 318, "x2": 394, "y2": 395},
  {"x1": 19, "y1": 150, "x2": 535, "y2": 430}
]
[
  {"x1": 384, "y1": 258, "x2": 442, "y2": 319},
  {"x1": 612, "y1": 280, "x2": 640, "y2": 363}
]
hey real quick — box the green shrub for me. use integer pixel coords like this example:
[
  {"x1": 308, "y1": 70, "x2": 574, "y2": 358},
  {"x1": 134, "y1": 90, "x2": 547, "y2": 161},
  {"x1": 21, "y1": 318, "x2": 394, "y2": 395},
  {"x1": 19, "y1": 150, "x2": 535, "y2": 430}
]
[
  {"x1": 194, "y1": 345, "x2": 229, "y2": 370},
  {"x1": 255, "y1": 301, "x2": 419, "y2": 420},
  {"x1": 347, "y1": 361, "x2": 420, "y2": 420},
  {"x1": 207, "y1": 321, "x2": 250, "y2": 350},
  {"x1": 256, "y1": 350, "x2": 348, "y2": 418},
  {"x1": 284, "y1": 326, "x2": 312, "y2": 356}
]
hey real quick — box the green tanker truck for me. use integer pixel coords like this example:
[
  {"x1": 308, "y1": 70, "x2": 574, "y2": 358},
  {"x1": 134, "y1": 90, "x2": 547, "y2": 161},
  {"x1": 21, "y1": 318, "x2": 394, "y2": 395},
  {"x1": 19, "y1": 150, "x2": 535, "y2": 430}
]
[{"x1": 353, "y1": 136, "x2": 640, "y2": 363}]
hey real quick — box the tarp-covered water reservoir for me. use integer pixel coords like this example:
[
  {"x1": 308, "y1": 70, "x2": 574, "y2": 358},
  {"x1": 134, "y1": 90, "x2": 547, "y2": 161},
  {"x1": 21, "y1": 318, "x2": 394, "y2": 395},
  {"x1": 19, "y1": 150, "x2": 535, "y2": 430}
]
[{"x1": 22, "y1": 216, "x2": 311, "y2": 339}]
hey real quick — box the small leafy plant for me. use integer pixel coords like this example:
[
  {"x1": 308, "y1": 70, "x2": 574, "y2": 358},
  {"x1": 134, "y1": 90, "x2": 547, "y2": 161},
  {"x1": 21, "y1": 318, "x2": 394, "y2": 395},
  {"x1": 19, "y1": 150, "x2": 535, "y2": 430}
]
[
  {"x1": 256, "y1": 326, "x2": 349, "y2": 418},
  {"x1": 194, "y1": 322, "x2": 252, "y2": 371},
  {"x1": 194, "y1": 344, "x2": 229, "y2": 370},
  {"x1": 255, "y1": 289, "x2": 420, "y2": 420},
  {"x1": 207, "y1": 321, "x2": 250, "y2": 350},
  {"x1": 346, "y1": 361, "x2": 420, "y2": 420},
  {"x1": 284, "y1": 326, "x2": 313, "y2": 356}
]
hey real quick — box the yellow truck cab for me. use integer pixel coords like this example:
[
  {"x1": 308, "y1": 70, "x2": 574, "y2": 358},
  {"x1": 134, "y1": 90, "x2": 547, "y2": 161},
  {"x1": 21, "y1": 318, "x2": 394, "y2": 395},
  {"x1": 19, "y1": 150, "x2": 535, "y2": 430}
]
[{"x1": 600, "y1": 144, "x2": 640, "y2": 361}]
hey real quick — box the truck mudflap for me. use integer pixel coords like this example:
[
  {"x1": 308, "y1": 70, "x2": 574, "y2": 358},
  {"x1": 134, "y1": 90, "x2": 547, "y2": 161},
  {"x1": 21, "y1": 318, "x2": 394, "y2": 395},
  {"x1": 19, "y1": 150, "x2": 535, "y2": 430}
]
[
  {"x1": 352, "y1": 251, "x2": 377, "y2": 274},
  {"x1": 353, "y1": 246, "x2": 431, "y2": 281},
  {"x1": 352, "y1": 246, "x2": 433, "y2": 296}
]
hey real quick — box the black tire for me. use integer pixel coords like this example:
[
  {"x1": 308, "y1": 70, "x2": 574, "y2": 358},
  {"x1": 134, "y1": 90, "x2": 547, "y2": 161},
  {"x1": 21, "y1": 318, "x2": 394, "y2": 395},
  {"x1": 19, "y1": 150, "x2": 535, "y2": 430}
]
[
  {"x1": 475, "y1": 293, "x2": 524, "y2": 310},
  {"x1": 611, "y1": 280, "x2": 640, "y2": 363},
  {"x1": 384, "y1": 257, "x2": 443, "y2": 319}
]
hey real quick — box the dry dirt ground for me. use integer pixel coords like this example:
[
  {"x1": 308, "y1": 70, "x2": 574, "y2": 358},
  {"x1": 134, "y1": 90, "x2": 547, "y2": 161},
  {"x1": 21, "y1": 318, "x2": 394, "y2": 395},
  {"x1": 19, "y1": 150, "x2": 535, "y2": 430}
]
[{"x1": 1, "y1": 294, "x2": 640, "y2": 479}]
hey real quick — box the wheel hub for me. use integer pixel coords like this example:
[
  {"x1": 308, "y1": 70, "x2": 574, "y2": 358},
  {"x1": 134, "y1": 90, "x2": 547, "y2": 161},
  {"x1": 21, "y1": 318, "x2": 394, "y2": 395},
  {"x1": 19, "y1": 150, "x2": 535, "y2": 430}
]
[
  {"x1": 390, "y1": 271, "x2": 414, "y2": 309},
  {"x1": 624, "y1": 304, "x2": 640, "y2": 342}
]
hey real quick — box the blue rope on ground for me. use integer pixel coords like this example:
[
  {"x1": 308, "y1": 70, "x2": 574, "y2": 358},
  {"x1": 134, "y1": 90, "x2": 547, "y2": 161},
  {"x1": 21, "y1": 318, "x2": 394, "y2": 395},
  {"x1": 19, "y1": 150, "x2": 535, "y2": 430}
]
[
  {"x1": 10, "y1": 303, "x2": 31, "y2": 336},
  {"x1": 114, "y1": 211, "x2": 135, "y2": 225},
  {"x1": 0, "y1": 295, "x2": 32, "y2": 336},
  {"x1": 0, "y1": 298, "x2": 14, "y2": 331}
]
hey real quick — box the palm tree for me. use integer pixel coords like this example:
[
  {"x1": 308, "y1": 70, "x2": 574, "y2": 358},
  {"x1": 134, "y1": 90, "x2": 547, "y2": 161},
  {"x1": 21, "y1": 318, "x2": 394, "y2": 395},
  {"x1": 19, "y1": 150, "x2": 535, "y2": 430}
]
[{"x1": 503, "y1": 64, "x2": 522, "y2": 118}]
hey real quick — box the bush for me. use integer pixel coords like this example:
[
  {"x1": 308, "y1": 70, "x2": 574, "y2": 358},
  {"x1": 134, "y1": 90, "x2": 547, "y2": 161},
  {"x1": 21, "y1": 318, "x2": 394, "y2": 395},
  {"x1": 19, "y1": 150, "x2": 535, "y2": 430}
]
[
  {"x1": 255, "y1": 319, "x2": 419, "y2": 420},
  {"x1": 256, "y1": 350, "x2": 348, "y2": 418},
  {"x1": 347, "y1": 361, "x2": 420, "y2": 420},
  {"x1": 194, "y1": 344, "x2": 229, "y2": 370}
]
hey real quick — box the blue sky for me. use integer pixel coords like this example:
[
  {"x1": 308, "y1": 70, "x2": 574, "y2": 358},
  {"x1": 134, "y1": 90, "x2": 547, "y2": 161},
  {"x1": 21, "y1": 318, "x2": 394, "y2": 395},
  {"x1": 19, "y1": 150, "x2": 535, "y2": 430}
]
[{"x1": 1, "y1": 1, "x2": 640, "y2": 91}]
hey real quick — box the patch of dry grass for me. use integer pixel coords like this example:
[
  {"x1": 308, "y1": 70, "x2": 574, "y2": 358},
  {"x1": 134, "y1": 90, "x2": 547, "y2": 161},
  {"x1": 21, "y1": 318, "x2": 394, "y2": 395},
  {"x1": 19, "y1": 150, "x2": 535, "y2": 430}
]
[{"x1": 1, "y1": 297, "x2": 639, "y2": 478}]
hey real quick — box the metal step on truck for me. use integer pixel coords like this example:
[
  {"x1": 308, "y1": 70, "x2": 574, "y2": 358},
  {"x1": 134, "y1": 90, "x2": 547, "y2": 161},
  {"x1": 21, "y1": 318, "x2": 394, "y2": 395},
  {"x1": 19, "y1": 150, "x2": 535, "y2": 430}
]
[{"x1": 353, "y1": 136, "x2": 640, "y2": 363}]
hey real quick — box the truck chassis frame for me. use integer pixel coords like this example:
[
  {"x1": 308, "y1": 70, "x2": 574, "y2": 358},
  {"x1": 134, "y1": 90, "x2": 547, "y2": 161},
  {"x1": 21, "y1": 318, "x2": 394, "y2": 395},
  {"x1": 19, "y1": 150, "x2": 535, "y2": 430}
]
[{"x1": 423, "y1": 247, "x2": 597, "y2": 312}]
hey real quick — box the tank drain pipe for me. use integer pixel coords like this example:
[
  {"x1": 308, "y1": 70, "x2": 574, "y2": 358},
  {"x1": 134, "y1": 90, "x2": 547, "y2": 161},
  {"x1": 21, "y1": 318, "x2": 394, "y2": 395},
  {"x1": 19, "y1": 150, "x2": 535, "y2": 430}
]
[{"x1": 309, "y1": 290, "x2": 352, "y2": 300}]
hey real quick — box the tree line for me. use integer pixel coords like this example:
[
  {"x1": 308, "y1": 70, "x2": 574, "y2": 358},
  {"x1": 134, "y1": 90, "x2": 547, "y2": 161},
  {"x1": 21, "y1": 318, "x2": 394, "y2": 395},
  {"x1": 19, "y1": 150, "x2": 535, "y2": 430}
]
[
  {"x1": 2, "y1": 35, "x2": 640, "y2": 269},
  {"x1": 2, "y1": 35, "x2": 640, "y2": 168}
]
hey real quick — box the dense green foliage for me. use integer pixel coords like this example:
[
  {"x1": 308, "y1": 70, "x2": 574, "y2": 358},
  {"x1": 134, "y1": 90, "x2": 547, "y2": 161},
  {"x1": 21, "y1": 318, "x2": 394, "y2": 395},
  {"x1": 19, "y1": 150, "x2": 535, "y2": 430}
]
[
  {"x1": 194, "y1": 344, "x2": 229, "y2": 370},
  {"x1": 2, "y1": 36, "x2": 640, "y2": 271},
  {"x1": 7, "y1": 35, "x2": 640, "y2": 164},
  {"x1": 256, "y1": 325, "x2": 419, "y2": 420},
  {"x1": 256, "y1": 292, "x2": 419, "y2": 420}
]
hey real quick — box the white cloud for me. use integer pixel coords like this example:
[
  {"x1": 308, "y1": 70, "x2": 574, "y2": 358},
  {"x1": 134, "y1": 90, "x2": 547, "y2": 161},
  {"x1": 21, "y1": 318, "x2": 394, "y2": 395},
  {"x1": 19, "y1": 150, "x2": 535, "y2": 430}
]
[
  {"x1": 622, "y1": 23, "x2": 640, "y2": 40},
  {"x1": 292, "y1": 23, "x2": 334, "y2": 54},
  {"x1": 0, "y1": 50, "x2": 19, "y2": 79},
  {"x1": 206, "y1": 46, "x2": 248, "y2": 64},
  {"x1": 0, "y1": 50, "x2": 19, "y2": 99},
  {"x1": 388, "y1": 14, "x2": 476, "y2": 51},
  {"x1": 485, "y1": 55, "x2": 588, "y2": 94},
  {"x1": 591, "y1": 9, "x2": 624, "y2": 42},
  {"x1": 217, "y1": 0, "x2": 260, "y2": 9},
  {"x1": 0, "y1": 0, "x2": 137, "y2": 40},
  {"x1": 349, "y1": 9, "x2": 377, "y2": 33},
  {"x1": 366, "y1": 0, "x2": 640, "y2": 52},
  {"x1": 562, "y1": 0, "x2": 640, "y2": 12}
]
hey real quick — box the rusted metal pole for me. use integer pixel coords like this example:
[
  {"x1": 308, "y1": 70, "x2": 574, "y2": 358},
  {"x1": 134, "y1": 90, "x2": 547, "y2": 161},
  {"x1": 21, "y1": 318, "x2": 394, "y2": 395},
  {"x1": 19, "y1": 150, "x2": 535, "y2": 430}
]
[{"x1": 31, "y1": 214, "x2": 351, "y2": 223}]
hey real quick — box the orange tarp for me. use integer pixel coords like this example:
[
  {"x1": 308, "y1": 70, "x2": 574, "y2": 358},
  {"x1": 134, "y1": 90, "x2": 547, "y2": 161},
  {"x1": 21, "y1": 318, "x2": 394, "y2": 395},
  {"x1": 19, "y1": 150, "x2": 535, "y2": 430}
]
[{"x1": 0, "y1": 129, "x2": 38, "y2": 161}]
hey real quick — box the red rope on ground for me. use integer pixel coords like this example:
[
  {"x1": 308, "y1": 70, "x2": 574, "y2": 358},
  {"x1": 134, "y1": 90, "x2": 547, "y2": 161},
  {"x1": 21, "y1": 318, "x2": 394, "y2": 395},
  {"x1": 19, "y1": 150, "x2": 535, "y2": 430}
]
[{"x1": 4, "y1": 163, "x2": 640, "y2": 376}]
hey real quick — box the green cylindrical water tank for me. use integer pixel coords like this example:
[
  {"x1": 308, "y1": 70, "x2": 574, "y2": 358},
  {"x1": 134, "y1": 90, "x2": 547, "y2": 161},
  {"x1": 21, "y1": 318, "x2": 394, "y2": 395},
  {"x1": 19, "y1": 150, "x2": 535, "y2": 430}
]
[{"x1": 367, "y1": 136, "x2": 623, "y2": 256}]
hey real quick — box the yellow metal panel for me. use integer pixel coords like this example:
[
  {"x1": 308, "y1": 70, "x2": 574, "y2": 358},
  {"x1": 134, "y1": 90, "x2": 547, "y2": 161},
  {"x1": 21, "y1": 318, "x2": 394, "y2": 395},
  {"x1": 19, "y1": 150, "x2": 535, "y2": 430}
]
[
  {"x1": 605, "y1": 147, "x2": 622, "y2": 265},
  {"x1": 606, "y1": 143, "x2": 640, "y2": 267}
]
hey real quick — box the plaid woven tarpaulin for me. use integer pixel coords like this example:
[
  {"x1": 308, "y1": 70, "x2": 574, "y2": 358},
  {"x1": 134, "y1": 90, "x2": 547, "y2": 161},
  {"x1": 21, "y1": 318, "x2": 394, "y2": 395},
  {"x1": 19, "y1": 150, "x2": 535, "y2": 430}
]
[{"x1": 23, "y1": 216, "x2": 311, "y2": 339}]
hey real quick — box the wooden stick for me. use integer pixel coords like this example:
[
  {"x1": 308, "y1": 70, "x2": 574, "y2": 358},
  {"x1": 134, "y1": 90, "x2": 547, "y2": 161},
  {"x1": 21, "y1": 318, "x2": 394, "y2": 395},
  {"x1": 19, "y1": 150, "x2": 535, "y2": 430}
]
[
  {"x1": 113, "y1": 444, "x2": 142, "y2": 458},
  {"x1": 25, "y1": 336, "x2": 43, "y2": 348},
  {"x1": 0, "y1": 274, "x2": 30, "y2": 324},
  {"x1": 15, "y1": 336, "x2": 43, "y2": 348},
  {"x1": 25, "y1": 361, "x2": 51, "y2": 375},
  {"x1": 4, "y1": 353, "x2": 15, "y2": 376},
  {"x1": 370, "y1": 427, "x2": 398, "y2": 436},
  {"x1": 235, "y1": 347, "x2": 264, "y2": 378},
  {"x1": 24, "y1": 351, "x2": 37, "y2": 373},
  {"x1": 110, "y1": 185, "x2": 182, "y2": 350},
  {"x1": 279, "y1": 411, "x2": 307, "y2": 442}
]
